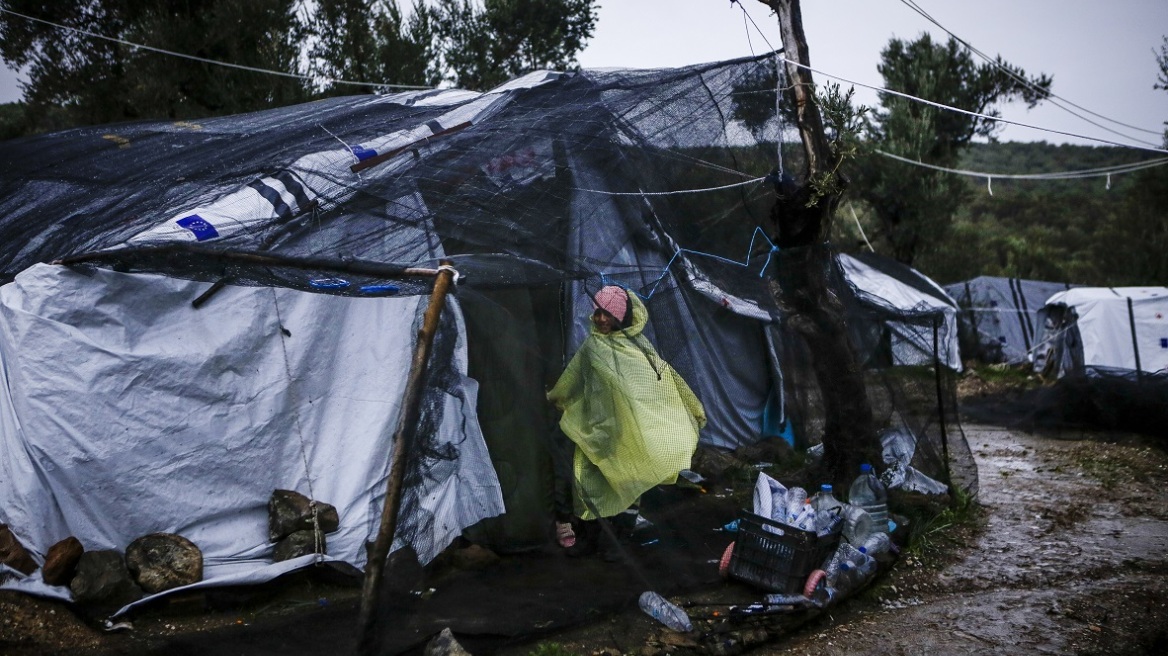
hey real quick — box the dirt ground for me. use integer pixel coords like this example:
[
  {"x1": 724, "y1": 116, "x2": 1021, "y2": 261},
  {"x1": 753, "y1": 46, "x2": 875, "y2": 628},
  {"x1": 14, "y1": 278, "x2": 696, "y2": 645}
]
[{"x1": 3, "y1": 420, "x2": 1167, "y2": 655}]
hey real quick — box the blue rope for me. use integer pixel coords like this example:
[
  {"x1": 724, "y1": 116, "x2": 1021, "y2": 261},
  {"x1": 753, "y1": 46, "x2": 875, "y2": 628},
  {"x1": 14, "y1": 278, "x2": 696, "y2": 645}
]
[{"x1": 601, "y1": 227, "x2": 780, "y2": 301}]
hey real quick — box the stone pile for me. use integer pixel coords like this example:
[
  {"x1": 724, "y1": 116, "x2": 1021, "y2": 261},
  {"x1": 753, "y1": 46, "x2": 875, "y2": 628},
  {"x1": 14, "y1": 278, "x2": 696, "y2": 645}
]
[
  {"x1": 268, "y1": 489, "x2": 340, "y2": 562},
  {"x1": 1, "y1": 523, "x2": 205, "y2": 610}
]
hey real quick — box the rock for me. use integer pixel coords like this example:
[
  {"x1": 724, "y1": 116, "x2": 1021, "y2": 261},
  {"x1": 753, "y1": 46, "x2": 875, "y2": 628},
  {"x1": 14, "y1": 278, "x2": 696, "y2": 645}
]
[
  {"x1": 125, "y1": 533, "x2": 203, "y2": 594},
  {"x1": 424, "y1": 628, "x2": 472, "y2": 656},
  {"x1": 268, "y1": 489, "x2": 340, "y2": 542},
  {"x1": 42, "y1": 537, "x2": 84, "y2": 586},
  {"x1": 273, "y1": 529, "x2": 326, "y2": 562},
  {"x1": 449, "y1": 544, "x2": 499, "y2": 571},
  {"x1": 0, "y1": 524, "x2": 37, "y2": 575},
  {"x1": 70, "y1": 550, "x2": 143, "y2": 608}
]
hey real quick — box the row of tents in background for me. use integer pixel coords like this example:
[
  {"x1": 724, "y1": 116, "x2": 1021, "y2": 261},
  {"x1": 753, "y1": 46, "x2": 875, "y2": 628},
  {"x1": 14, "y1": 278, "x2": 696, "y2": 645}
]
[{"x1": 945, "y1": 277, "x2": 1168, "y2": 380}]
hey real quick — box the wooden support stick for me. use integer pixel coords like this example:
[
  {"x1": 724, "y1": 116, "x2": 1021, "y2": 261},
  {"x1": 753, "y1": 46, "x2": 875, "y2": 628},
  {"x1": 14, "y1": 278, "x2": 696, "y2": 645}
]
[{"x1": 356, "y1": 260, "x2": 456, "y2": 655}]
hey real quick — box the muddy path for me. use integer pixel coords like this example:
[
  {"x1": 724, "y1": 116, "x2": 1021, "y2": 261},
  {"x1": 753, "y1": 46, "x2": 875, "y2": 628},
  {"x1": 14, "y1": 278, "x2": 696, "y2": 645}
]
[
  {"x1": 489, "y1": 424, "x2": 1168, "y2": 656},
  {"x1": 737, "y1": 424, "x2": 1168, "y2": 656},
  {"x1": 3, "y1": 423, "x2": 1167, "y2": 655}
]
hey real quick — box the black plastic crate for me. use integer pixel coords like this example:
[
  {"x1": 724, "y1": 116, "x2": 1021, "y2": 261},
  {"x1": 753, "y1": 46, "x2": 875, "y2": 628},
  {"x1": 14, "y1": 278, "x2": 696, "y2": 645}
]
[{"x1": 727, "y1": 510, "x2": 840, "y2": 594}]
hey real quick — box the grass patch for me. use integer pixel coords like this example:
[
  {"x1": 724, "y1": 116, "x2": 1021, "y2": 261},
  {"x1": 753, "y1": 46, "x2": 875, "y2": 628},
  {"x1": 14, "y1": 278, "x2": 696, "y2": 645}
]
[
  {"x1": 902, "y1": 486, "x2": 981, "y2": 561},
  {"x1": 528, "y1": 642, "x2": 580, "y2": 656}
]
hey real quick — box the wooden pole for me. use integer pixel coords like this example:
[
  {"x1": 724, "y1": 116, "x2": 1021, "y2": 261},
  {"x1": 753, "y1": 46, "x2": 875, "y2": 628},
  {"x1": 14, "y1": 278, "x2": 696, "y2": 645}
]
[{"x1": 356, "y1": 260, "x2": 457, "y2": 656}]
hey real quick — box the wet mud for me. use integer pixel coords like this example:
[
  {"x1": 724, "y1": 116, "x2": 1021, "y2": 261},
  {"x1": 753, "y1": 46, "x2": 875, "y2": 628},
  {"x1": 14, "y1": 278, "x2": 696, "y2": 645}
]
[
  {"x1": 3, "y1": 424, "x2": 1167, "y2": 655},
  {"x1": 753, "y1": 425, "x2": 1168, "y2": 656}
]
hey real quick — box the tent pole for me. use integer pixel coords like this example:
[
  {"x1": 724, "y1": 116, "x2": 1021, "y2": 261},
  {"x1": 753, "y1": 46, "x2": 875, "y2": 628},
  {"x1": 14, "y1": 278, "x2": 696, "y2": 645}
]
[
  {"x1": 356, "y1": 260, "x2": 457, "y2": 656},
  {"x1": 932, "y1": 315, "x2": 954, "y2": 497}
]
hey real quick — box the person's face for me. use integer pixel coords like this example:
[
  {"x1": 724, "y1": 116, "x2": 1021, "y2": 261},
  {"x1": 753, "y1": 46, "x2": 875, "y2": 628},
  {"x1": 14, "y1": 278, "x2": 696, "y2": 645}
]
[{"x1": 591, "y1": 308, "x2": 618, "y2": 334}]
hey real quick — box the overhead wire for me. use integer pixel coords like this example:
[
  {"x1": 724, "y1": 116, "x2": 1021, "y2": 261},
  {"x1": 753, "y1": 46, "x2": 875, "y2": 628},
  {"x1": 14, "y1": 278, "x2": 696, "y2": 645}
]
[
  {"x1": 876, "y1": 150, "x2": 1168, "y2": 180},
  {"x1": 732, "y1": 1, "x2": 1168, "y2": 171},
  {"x1": 895, "y1": 0, "x2": 1164, "y2": 142},
  {"x1": 780, "y1": 57, "x2": 1168, "y2": 156},
  {"x1": 0, "y1": 7, "x2": 432, "y2": 91}
]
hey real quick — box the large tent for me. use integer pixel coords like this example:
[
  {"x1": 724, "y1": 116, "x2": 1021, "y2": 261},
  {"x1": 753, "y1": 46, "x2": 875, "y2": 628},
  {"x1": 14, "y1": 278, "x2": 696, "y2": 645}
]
[
  {"x1": 0, "y1": 57, "x2": 973, "y2": 611},
  {"x1": 1034, "y1": 286, "x2": 1168, "y2": 377},
  {"x1": 945, "y1": 276, "x2": 1076, "y2": 365}
]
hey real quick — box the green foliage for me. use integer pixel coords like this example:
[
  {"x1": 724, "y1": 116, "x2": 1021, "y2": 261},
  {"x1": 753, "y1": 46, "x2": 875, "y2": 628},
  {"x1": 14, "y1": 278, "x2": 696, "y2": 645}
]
[
  {"x1": 0, "y1": 0, "x2": 310, "y2": 129},
  {"x1": 0, "y1": 0, "x2": 598, "y2": 134},
  {"x1": 899, "y1": 142, "x2": 1168, "y2": 286},
  {"x1": 425, "y1": 0, "x2": 598, "y2": 91},
  {"x1": 0, "y1": 102, "x2": 27, "y2": 140},
  {"x1": 310, "y1": 0, "x2": 439, "y2": 95},
  {"x1": 848, "y1": 34, "x2": 1052, "y2": 266},
  {"x1": 527, "y1": 643, "x2": 579, "y2": 656},
  {"x1": 903, "y1": 485, "x2": 978, "y2": 560}
]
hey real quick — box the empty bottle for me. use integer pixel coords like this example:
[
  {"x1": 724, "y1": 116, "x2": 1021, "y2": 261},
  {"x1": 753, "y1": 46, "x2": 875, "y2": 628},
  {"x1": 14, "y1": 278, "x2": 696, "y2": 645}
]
[
  {"x1": 823, "y1": 542, "x2": 866, "y2": 581},
  {"x1": 784, "y1": 486, "x2": 808, "y2": 524},
  {"x1": 639, "y1": 591, "x2": 693, "y2": 632},
  {"x1": 811, "y1": 484, "x2": 844, "y2": 534},
  {"x1": 860, "y1": 531, "x2": 892, "y2": 556},
  {"x1": 763, "y1": 593, "x2": 813, "y2": 607},
  {"x1": 841, "y1": 504, "x2": 874, "y2": 546},
  {"x1": 816, "y1": 510, "x2": 843, "y2": 537},
  {"x1": 848, "y1": 463, "x2": 889, "y2": 534},
  {"x1": 833, "y1": 561, "x2": 858, "y2": 593},
  {"x1": 793, "y1": 499, "x2": 818, "y2": 532},
  {"x1": 852, "y1": 547, "x2": 878, "y2": 580}
]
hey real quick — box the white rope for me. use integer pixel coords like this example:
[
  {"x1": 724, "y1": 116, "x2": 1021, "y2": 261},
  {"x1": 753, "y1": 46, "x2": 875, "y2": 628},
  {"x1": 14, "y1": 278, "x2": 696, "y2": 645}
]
[
  {"x1": 573, "y1": 176, "x2": 766, "y2": 196},
  {"x1": 875, "y1": 149, "x2": 1168, "y2": 180},
  {"x1": 780, "y1": 57, "x2": 1168, "y2": 156},
  {"x1": 270, "y1": 290, "x2": 324, "y2": 561},
  {"x1": 848, "y1": 203, "x2": 875, "y2": 252},
  {"x1": 0, "y1": 7, "x2": 432, "y2": 90}
]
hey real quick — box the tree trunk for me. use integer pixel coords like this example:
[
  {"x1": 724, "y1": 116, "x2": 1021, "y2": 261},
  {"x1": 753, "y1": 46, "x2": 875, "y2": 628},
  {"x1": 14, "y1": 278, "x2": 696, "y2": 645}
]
[{"x1": 758, "y1": 0, "x2": 878, "y2": 484}]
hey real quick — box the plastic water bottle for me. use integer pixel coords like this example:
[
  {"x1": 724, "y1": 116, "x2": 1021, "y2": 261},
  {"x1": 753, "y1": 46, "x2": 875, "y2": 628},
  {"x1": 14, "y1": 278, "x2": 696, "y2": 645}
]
[
  {"x1": 793, "y1": 500, "x2": 818, "y2": 532},
  {"x1": 848, "y1": 464, "x2": 889, "y2": 534},
  {"x1": 812, "y1": 484, "x2": 844, "y2": 534},
  {"x1": 823, "y1": 542, "x2": 865, "y2": 580},
  {"x1": 834, "y1": 561, "x2": 858, "y2": 593},
  {"x1": 853, "y1": 547, "x2": 878, "y2": 579},
  {"x1": 841, "y1": 504, "x2": 874, "y2": 546},
  {"x1": 784, "y1": 487, "x2": 807, "y2": 524},
  {"x1": 861, "y1": 531, "x2": 892, "y2": 556},
  {"x1": 764, "y1": 593, "x2": 812, "y2": 607},
  {"x1": 816, "y1": 510, "x2": 843, "y2": 537},
  {"x1": 638, "y1": 591, "x2": 693, "y2": 632}
]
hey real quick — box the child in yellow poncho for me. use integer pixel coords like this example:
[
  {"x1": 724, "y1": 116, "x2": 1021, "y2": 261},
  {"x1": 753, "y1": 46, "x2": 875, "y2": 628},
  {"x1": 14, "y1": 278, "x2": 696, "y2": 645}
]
[{"x1": 547, "y1": 285, "x2": 706, "y2": 555}]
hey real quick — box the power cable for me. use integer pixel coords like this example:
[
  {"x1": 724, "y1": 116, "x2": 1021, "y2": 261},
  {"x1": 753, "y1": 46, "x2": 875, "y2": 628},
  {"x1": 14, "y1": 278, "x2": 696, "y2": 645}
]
[
  {"x1": 0, "y1": 7, "x2": 432, "y2": 90},
  {"x1": 780, "y1": 57, "x2": 1168, "y2": 155},
  {"x1": 875, "y1": 149, "x2": 1168, "y2": 180},
  {"x1": 895, "y1": 0, "x2": 1164, "y2": 143}
]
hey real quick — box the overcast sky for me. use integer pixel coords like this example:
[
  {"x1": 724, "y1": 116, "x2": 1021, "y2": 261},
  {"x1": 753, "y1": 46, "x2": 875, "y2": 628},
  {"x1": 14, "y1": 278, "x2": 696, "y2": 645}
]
[
  {"x1": 578, "y1": 0, "x2": 1167, "y2": 149},
  {"x1": 2, "y1": 0, "x2": 1165, "y2": 149}
]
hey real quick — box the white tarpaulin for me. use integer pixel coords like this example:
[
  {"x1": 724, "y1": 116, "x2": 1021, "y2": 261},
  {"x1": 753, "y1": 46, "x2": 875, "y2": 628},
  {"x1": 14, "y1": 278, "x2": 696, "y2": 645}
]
[
  {"x1": 1039, "y1": 286, "x2": 1168, "y2": 375},
  {"x1": 0, "y1": 264, "x2": 504, "y2": 611}
]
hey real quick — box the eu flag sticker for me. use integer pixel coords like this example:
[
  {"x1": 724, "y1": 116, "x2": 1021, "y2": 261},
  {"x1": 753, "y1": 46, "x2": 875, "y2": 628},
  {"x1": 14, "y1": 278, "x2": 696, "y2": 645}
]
[
  {"x1": 176, "y1": 214, "x2": 219, "y2": 241},
  {"x1": 350, "y1": 145, "x2": 377, "y2": 161}
]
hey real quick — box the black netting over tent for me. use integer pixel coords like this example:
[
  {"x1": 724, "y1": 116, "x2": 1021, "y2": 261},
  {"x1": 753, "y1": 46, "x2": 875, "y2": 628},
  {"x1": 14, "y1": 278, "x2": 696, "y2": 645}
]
[{"x1": 0, "y1": 55, "x2": 974, "y2": 610}]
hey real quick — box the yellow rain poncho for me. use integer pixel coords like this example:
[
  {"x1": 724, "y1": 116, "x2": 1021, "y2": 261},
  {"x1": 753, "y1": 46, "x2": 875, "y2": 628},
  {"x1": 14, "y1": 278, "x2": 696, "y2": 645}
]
[{"x1": 548, "y1": 293, "x2": 706, "y2": 519}]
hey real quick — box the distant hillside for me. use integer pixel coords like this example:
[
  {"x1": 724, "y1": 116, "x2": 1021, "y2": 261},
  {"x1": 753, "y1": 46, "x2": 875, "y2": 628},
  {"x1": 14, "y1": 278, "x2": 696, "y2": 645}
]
[{"x1": 849, "y1": 141, "x2": 1167, "y2": 287}]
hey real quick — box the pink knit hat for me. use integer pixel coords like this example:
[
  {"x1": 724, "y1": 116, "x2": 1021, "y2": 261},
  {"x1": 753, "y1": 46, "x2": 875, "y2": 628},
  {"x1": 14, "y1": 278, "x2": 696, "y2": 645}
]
[{"x1": 592, "y1": 285, "x2": 629, "y2": 323}]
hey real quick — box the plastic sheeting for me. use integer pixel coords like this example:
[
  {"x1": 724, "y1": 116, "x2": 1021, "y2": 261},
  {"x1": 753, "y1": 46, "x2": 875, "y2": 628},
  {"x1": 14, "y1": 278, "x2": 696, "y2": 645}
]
[
  {"x1": 1037, "y1": 286, "x2": 1168, "y2": 376},
  {"x1": 945, "y1": 276, "x2": 1075, "y2": 364},
  {"x1": 838, "y1": 254, "x2": 961, "y2": 371},
  {"x1": 0, "y1": 264, "x2": 503, "y2": 610}
]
